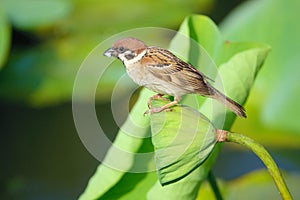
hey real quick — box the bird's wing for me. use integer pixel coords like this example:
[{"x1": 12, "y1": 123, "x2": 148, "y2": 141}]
[{"x1": 142, "y1": 47, "x2": 212, "y2": 95}]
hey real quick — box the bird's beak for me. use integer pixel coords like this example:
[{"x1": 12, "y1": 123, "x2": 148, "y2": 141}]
[{"x1": 104, "y1": 48, "x2": 118, "y2": 58}]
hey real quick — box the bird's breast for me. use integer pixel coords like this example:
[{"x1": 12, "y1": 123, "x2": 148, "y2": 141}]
[
  {"x1": 126, "y1": 63, "x2": 147, "y2": 86},
  {"x1": 126, "y1": 65, "x2": 187, "y2": 96}
]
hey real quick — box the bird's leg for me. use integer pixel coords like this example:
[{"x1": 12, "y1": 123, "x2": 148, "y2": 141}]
[
  {"x1": 147, "y1": 94, "x2": 170, "y2": 108},
  {"x1": 145, "y1": 96, "x2": 181, "y2": 115}
]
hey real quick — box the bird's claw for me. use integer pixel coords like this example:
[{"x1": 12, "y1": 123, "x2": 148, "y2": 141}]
[
  {"x1": 144, "y1": 107, "x2": 173, "y2": 115},
  {"x1": 147, "y1": 95, "x2": 170, "y2": 108}
]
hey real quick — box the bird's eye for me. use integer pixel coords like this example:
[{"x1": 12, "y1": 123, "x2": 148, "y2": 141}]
[{"x1": 118, "y1": 46, "x2": 125, "y2": 52}]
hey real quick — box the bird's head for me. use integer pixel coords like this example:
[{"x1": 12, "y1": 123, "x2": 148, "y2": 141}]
[{"x1": 104, "y1": 37, "x2": 147, "y2": 63}]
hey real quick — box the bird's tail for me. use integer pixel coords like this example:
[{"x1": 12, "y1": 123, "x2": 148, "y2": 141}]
[{"x1": 210, "y1": 87, "x2": 247, "y2": 118}]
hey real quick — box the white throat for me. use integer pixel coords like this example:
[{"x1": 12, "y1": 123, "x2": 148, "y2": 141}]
[{"x1": 119, "y1": 50, "x2": 146, "y2": 66}]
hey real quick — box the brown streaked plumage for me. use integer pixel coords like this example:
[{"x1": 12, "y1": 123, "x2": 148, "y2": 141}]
[{"x1": 104, "y1": 37, "x2": 246, "y2": 117}]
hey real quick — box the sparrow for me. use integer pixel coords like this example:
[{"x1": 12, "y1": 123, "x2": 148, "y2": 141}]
[{"x1": 104, "y1": 37, "x2": 246, "y2": 117}]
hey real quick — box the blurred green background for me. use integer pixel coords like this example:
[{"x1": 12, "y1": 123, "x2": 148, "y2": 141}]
[{"x1": 0, "y1": 0, "x2": 299, "y2": 199}]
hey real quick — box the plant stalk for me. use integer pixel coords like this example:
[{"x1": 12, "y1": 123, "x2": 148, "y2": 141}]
[
  {"x1": 218, "y1": 130, "x2": 292, "y2": 200},
  {"x1": 207, "y1": 171, "x2": 223, "y2": 200}
]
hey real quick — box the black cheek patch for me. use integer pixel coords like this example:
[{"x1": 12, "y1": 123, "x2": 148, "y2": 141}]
[{"x1": 125, "y1": 53, "x2": 135, "y2": 60}]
